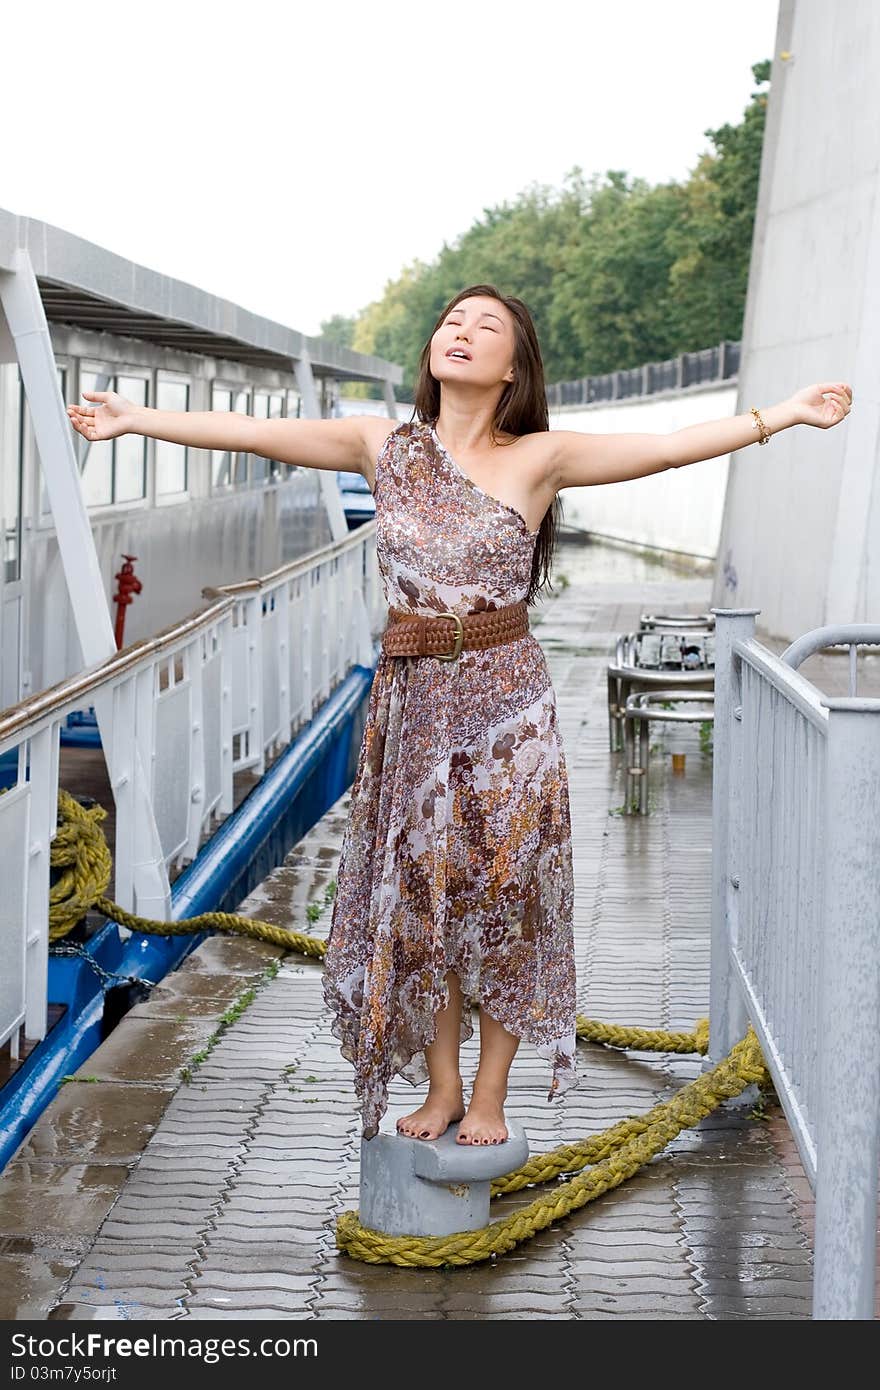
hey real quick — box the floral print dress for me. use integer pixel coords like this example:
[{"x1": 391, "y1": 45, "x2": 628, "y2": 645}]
[{"x1": 322, "y1": 419, "x2": 578, "y2": 1139}]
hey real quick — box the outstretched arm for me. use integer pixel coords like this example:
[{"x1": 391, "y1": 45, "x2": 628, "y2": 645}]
[
  {"x1": 67, "y1": 390, "x2": 378, "y2": 474},
  {"x1": 548, "y1": 382, "x2": 854, "y2": 491}
]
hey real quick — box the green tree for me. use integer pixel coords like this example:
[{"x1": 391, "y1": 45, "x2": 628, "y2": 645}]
[
  {"x1": 665, "y1": 58, "x2": 771, "y2": 348},
  {"x1": 335, "y1": 57, "x2": 770, "y2": 392},
  {"x1": 317, "y1": 313, "x2": 356, "y2": 348},
  {"x1": 550, "y1": 171, "x2": 688, "y2": 373}
]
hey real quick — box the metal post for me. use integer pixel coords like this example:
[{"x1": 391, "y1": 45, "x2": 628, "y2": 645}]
[
  {"x1": 23, "y1": 725, "x2": 54, "y2": 1038},
  {"x1": 705, "y1": 607, "x2": 760, "y2": 1069},
  {"x1": 246, "y1": 593, "x2": 265, "y2": 777},
  {"x1": 185, "y1": 639, "x2": 206, "y2": 863},
  {"x1": 218, "y1": 608, "x2": 235, "y2": 815},
  {"x1": 74, "y1": 368, "x2": 113, "y2": 475},
  {"x1": 382, "y1": 379, "x2": 398, "y2": 420},
  {"x1": 0, "y1": 248, "x2": 170, "y2": 921},
  {"x1": 294, "y1": 350, "x2": 347, "y2": 542},
  {"x1": 277, "y1": 581, "x2": 292, "y2": 744},
  {"x1": 813, "y1": 696, "x2": 880, "y2": 1319}
]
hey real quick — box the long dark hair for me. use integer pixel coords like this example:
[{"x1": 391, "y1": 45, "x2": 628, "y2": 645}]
[{"x1": 409, "y1": 283, "x2": 562, "y2": 607}]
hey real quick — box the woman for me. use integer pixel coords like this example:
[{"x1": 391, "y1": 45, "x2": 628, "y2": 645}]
[{"x1": 67, "y1": 284, "x2": 852, "y2": 1150}]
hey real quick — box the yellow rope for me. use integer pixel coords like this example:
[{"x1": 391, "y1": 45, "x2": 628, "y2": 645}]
[
  {"x1": 50, "y1": 789, "x2": 328, "y2": 956},
  {"x1": 336, "y1": 1027, "x2": 767, "y2": 1266},
  {"x1": 577, "y1": 1015, "x2": 710, "y2": 1055},
  {"x1": 50, "y1": 786, "x2": 768, "y2": 1269}
]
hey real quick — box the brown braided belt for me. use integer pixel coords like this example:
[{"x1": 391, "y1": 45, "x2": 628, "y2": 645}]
[{"x1": 381, "y1": 600, "x2": 530, "y2": 661}]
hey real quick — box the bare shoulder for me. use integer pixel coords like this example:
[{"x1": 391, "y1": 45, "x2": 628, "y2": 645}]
[
  {"x1": 499, "y1": 428, "x2": 561, "y2": 502},
  {"x1": 502, "y1": 427, "x2": 557, "y2": 475}
]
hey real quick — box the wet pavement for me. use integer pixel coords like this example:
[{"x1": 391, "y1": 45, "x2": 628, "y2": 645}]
[{"x1": 0, "y1": 535, "x2": 874, "y2": 1320}]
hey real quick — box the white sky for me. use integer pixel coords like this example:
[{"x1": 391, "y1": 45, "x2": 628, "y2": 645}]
[{"x1": 2, "y1": 0, "x2": 779, "y2": 339}]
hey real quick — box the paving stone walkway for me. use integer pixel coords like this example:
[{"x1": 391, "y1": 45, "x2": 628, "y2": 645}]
[{"x1": 2, "y1": 538, "x2": 853, "y2": 1320}]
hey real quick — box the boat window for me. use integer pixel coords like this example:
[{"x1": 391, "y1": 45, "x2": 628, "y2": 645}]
[
  {"x1": 156, "y1": 377, "x2": 190, "y2": 495},
  {"x1": 210, "y1": 383, "x2": 251, "y2": 489}
]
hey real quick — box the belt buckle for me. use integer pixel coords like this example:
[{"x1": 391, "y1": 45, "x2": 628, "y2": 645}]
[{"x1": 434, "y1": 611, "x2": 464, "y2": 661}]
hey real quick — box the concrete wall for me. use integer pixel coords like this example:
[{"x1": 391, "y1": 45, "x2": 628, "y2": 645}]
[
  {"x1": 340, "y1": 386, "x2": 736, "y2": 560},
  {"x1": 712, "y1": 0, "x2": 880, "y2": 639},
  {"x1": 549, "y1": 386, "x2": 736, "y2": 558}
]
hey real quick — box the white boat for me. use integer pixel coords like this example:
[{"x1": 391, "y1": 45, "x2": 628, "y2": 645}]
[{"x1": 0, "y1": 207, "x2": 399, "y2": 1165}]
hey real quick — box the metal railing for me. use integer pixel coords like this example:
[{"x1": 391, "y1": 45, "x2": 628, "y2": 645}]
[
  {"x1": 709, "y1": 608, "x2": 880, "y2": 1320},
  {"x1": 202, "y1": 520, "x2": 383, "y2": 776},
  {"x1": 546, "y1": 339, "x2": 740, "y2": 409},
  {"x1": 0, "y1": 520, "x2": 382, "y2": 1055}
]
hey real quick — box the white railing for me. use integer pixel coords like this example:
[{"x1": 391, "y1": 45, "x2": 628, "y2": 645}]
[
  {"x1": 203, "y1": 520, "x2": 383, "y2": 775},
  {"x1": 0, "y1": 520, "x2": 381, "y2": 1055},
  {"x1": 709, "y1": 608, "x2": 880, "y2": 1320}
]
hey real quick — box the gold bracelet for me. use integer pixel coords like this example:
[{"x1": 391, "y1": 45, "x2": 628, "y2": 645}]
[{"x1": 749, "y1": 405, "x2": 771, "y2": 444}]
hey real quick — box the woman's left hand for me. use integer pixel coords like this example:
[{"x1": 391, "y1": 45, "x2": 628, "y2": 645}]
[{"x1": 788, "y1": 381, "x2": 853, "y2": 429}]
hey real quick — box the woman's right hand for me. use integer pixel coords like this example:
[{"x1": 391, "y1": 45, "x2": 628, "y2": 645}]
[{"x1": 67, "y1": 389, "x2": 139, "y2": 442}]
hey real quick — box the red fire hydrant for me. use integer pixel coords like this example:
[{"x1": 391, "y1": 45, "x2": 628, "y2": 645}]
[{"x1": 113, "y1": 554, "x2": 143, "y2": 649}]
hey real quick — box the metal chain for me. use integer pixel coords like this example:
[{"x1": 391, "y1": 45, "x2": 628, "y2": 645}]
[{"x1": 49, "y1": 941, "x2": 158, "y2": 991}]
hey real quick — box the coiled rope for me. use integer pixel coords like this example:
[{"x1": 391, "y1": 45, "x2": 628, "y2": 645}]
[
  {"x1": 50, "y1": 786, "x2": 769, "y2": 1267},
  {"x1": 50, "y1": 788, "x2": 328, "y2": 957},
  {"x1": 337, "y1": 1026, "x2": 766, "y2": 1266}
]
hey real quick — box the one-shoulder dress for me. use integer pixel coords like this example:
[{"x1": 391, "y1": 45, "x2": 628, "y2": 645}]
[{"x1": 322, "y1": 419, "x2": 578, "y2": 1139}]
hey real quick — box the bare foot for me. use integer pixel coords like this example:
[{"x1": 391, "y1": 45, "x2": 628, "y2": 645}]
[
  {"x1": 456, "y1": 1094, "x2": 508, "y2": 1145},
  {"x1": 396, "y1": 1084, "x2": 465, "y2": 1140}
]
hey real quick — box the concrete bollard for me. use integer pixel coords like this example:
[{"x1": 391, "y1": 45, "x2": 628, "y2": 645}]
[{"x1": 359, "y1": 1119, "x2": 529, "y2": 1237}]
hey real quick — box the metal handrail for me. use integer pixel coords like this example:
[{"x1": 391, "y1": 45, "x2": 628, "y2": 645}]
[
  {"x1": 0, "y1": 519, "x2": 383, "y2": 1058},
  {"x1": 546, "y1": 339, "x2": 740, "y2": 409},
  {"x1": 202, "y1": 516, "x2": 377, "y2": 598},
  {"x1": 624, "y1": 689, "x2": 715, "y2": 721},
  {"x1": 780, "y1": 622, "x2": 880, "y2": 696},
  {"x1": 639, "y1": 611, "x2": 716, "y2": 632},
  {"x1": 709, "y1": 607, "x2": 880, "y2": 1319},
  {"x1": 0, "y1": 597, "x2": 235, "y2": 743}
]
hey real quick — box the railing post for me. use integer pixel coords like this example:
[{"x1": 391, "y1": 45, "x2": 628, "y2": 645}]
[
  {"x1": 320, "y1": 561, "x2": 331, "y2": 701},
  {"x1": 383, "y1": 379, "x2": 398, "y2": 421},
  {"x1": 295, "y1": 349, "x2": 347, "y2": 543},
  {"x1": 24, "y1": 725, "x2": 55, "y2": 1040},
  {"x1": 218, "y1": 609, "x2": 234, "y2": 815},
  {"x1": 332, "y1": 555, "x2": 345, "y2": 689},
  {"x1": 343, "y1": 533, "x2": 372, "y2": 668},
  {"x1": 129, "y1": 670, "x2": 171, "y2": 919},
  {"x1": 277, "y1": 582, "x2": 292, "y2": 743},
  {"x1": 705, "y1": 607, "x2": 760, "y2": 1069},
  {"x1": 813, "y1": 696, "x2": 880, "y2": 1319},
  {"x1": 185, "y1": 636, "x2": 206, "y2": 862},
  {"x1": 302, "y1": 573, "x2": 314, "y2": 722},
  {"x1": 249, "y1": 593, "x2": 266, "y2": 777}
]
